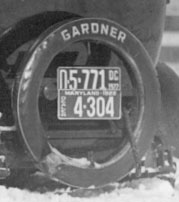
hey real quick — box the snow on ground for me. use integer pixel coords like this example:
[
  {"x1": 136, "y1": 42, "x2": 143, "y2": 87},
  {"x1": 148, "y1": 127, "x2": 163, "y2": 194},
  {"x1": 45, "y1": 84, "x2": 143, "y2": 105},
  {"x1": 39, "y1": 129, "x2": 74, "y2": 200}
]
[
  {"x1": 0, "y1": 159, "x2": 179, "y2": 202},
  {"x1": 0, "y1": 177, "x2": 178, "y2": 202},
  {"x1": 0, "y1": 179, "x2": 178, "y2": 202}
]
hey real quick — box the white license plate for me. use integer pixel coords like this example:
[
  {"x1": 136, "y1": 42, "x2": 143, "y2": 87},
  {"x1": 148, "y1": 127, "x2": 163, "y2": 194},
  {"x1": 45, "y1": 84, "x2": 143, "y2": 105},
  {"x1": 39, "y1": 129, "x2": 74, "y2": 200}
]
[{"x1": 57, "y1": 67, "x2": 121, "y2": 120}]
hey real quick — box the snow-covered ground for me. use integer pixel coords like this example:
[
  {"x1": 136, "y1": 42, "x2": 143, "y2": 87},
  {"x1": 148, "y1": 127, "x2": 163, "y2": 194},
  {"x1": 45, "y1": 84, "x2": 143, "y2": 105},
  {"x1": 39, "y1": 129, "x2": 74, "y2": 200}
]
[
  {"x1": 0, "y1": 180, "x2": 178, "y2": 202},
  {"x1": 0, "y1": 158, "x2": 179, "y2": 202}
]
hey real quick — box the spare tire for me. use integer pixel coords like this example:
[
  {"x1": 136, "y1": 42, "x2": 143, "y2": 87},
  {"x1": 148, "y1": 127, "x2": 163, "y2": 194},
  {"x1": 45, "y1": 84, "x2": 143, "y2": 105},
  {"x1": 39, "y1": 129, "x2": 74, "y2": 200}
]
[{"x1": 13, "y1": 18, "x2": 161, "y2": 188}]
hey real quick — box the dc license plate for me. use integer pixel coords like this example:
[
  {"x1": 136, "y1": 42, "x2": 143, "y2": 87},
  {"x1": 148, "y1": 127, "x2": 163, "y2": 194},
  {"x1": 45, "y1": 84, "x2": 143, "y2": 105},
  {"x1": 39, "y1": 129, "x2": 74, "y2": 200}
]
[{"x1": 57, "y1": 67, "x2": 121, "y2": 120}]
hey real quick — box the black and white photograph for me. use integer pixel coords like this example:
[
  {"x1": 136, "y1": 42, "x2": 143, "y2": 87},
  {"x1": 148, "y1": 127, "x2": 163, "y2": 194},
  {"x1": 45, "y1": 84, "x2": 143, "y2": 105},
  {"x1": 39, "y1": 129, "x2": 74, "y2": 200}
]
[{"x1": 0, "y1": 0, "x2": 179, "y2": 201}]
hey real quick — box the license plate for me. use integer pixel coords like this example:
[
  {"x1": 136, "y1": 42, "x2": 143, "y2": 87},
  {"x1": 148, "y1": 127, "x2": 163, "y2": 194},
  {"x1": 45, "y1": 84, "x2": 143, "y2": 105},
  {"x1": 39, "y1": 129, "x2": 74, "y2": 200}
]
[{"x1": 57, "y1": 67, "x2": 121, "y2": 120}]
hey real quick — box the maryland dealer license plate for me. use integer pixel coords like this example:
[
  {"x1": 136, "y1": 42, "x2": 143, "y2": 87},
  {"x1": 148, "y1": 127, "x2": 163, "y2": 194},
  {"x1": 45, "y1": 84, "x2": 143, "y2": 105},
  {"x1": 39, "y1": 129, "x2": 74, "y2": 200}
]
[{"x1": 57, "y1": 67, "x2": 121, "y2": 120}]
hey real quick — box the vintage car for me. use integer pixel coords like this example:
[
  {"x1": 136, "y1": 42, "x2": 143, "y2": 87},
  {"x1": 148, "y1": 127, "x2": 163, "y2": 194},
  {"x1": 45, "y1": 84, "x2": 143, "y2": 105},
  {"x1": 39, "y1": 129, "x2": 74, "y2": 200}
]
[{"x1": 0, "y1": 0, "x2": 178, "y2": 188}]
